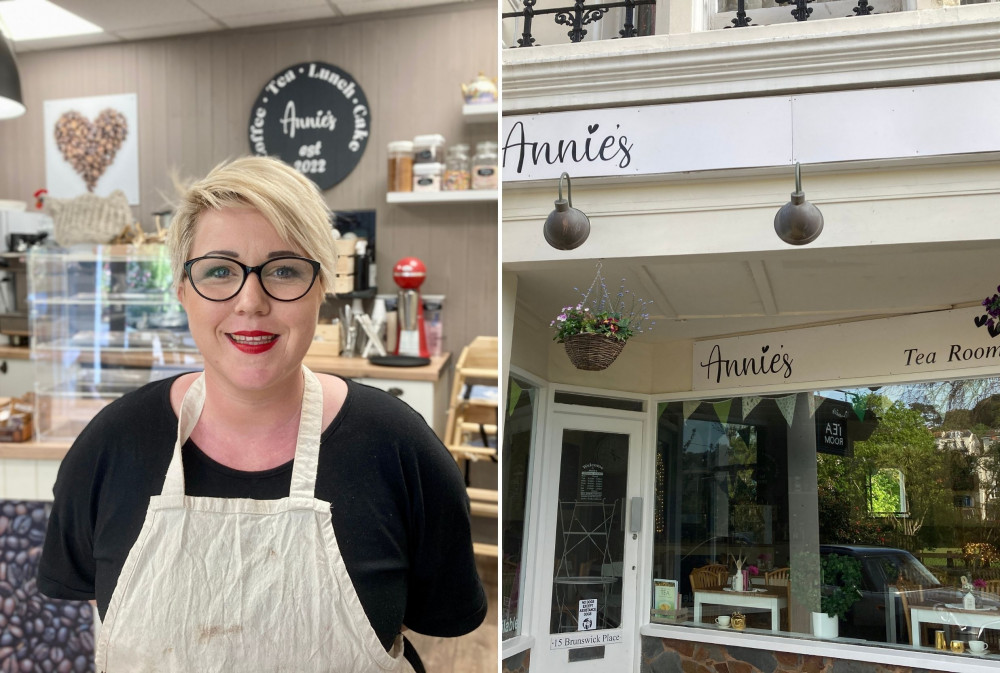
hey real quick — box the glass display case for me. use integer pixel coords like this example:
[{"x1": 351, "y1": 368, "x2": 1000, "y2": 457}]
[{"x1": 28, "y1": 245, "x2": 200, "y2": 441}]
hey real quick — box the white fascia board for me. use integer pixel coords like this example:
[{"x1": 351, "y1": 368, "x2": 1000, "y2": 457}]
[{"x1": 501, "y1": 5, "x2": 1000, "y2": 113}]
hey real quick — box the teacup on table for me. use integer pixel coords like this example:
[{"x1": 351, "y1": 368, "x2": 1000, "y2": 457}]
[
  {"x1": 969, "y1": 640, "x2": 989, "y2": 655},
  {"x1": 715, "y1": 616, "x2": 730, "y2": 628}
]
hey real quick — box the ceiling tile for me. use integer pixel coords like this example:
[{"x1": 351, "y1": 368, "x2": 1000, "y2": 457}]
[
  {"x1": 766, "y1": 245, "x2": 990, "y2": 314},
  {"x1": 333, "y1": 0, "x2": 468, "y2": 16},
  {"x1": 113, "y1": 20, "x2": 224, "y2": 41},
  {"x1": 50, "y1": 0, "x2": 221, "y2": 33},
  {"x1": 192, "y1": 0, "x2": 340, "y2": 27},
  {"x1": 646, "y1": 260, "x2": 765, "y2": 317}
]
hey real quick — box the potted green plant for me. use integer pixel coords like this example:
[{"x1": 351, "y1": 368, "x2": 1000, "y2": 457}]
[
  {"x1": 550, "y1": 263, "x2": 653, "y2": 371},
  {"x1": 813, "y1": 553, "x2": 864, "y2": 638}
]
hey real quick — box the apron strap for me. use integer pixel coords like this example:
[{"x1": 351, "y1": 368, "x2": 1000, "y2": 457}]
[
  {"x1": 161, "y1": 374, "x2": 206, "y2": 497},
  {"x1": 161, "y1": 366, "x2": 324, "y2": 499},
  {"x1": 289, "y1": 366, "x2": 323, "y2": 499}
]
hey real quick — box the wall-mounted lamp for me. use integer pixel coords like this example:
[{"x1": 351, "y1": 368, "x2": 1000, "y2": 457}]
[
  {"x1": 0, "y1": 31, "x2": 25, "y2": 120},
  {"x1": 543, "y1": 172, "x2": 590, "y2": 250},
  {"x1": 774, "y1": 162, "x2": 823, "y2": 245}
]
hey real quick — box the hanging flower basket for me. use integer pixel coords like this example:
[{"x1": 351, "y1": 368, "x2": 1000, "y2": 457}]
[
  {"x1": 550, "y1": 262, "x2": 654, "y2": 372},
  {"x1": 563, "y1": 333, "x2": 626, "y2": 371}
]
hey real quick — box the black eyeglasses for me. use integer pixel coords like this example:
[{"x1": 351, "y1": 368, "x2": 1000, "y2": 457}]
[{"x1": 183, "y1": 255, "x2": 321, "y2": 302}]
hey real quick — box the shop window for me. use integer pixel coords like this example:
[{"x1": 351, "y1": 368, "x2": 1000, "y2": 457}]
[
  {"x1": 502, "y1": 375, "x2": 539, "y2": 641},
  {"x1": 652, "y1": 378, "x2": 1000, "y2": 650}
]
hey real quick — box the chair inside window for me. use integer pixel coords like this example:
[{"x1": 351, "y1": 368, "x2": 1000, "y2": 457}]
[
  {"x1": 690, "y1": 564, "x2": 728, "y2": 591},
  {"x1": 764, "y1": 567, "x2": 789, "y2": 587}
]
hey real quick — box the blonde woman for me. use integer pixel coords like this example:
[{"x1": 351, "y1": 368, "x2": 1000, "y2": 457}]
[{"x1": 39, "y1": 157, "x2": 485, "y2": 672}]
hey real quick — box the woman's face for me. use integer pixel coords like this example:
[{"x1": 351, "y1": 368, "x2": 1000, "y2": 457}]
[{"x1": 178, "y1": 206, "x2": 323, "y2": 394}]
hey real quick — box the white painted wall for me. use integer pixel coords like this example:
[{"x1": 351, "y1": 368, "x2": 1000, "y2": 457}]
[{"x1": 503, "y1": 159, "x2": 1000, "y2": 263}]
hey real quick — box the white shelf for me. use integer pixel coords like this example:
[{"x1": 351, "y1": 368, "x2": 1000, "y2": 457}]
[
  {"x1": 463, "y1": 102, "x2": 498, "y2": 124},
  {"x1": 386, "y1": 190, "x2": 498, "y2": 204}
]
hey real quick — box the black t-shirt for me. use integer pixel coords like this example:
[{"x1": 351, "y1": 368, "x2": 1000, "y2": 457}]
[{"x1": 38, "y1": 374, "x2": 487, "y2": 653}]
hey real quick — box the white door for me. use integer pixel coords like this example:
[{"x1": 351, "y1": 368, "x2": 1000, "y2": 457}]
[{"x1": 531, "y1": 410, "x2": 644, "y2": 672}]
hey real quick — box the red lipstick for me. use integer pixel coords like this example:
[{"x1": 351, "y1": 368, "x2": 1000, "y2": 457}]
[{"x1": 227, "y1": 331, "x2": 279, "y2": 354}]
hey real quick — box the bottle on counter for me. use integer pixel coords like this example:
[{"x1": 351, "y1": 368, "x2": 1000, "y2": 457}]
[
  {"x1": 471, "y1": 141, "x2": 498, "y2": 190},
  {"x1": 387, "y1": 141, "x2": 414, "y2": 192},
  {"x1": 353, "y1": 238, "x2": 370, "y2": 292},
  {"x1": 413, "y1": 134, "x2": 446, "y2": 165},
  {"x1": 442, "y1": 144, "x2": 471, "y2": 191}
]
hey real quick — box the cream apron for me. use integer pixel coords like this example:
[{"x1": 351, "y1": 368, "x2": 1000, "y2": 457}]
[{"x1": 95, "y1": 367, "x2": 415, "y2": 673}]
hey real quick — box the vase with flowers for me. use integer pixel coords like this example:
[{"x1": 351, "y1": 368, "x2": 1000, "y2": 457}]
[{"x1": 550, "y1": 262, "x2": 653, "y2": 371}]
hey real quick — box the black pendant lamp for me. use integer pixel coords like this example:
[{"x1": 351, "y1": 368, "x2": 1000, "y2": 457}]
[
  {"x1": 543, "y1": 172, "x2": 591, "y2": 250},
  {"x1": 0, "y1": 31, "x2": 25, "y2": 120}
]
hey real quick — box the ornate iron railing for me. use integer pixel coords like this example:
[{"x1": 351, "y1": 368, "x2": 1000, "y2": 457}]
[
  {"x1": 726, "y1": 0, "x2": 876, "y2": 26},
  {"x1": 502, "y1": 0, "x2": 656, "y2": 47}
]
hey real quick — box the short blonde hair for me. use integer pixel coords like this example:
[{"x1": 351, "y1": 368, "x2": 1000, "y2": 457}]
[{"x1": 168, "y1": 156, "x2": 336, "y2": 294}]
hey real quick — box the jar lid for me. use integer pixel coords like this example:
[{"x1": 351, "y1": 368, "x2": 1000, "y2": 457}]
[
  {"x1": 388, "y1": 140, "x2": 414, "y2": 152},
  {"x1": 413, "y1": 134, "x2": 446, "y2": 147},
  {"x1": 413, "y1": 162, "x2": 444, "y2": 175},
  {"x1": 448, "y1": 143, "x2": 470, "y2": 153},
  {"x1": 475, "y1": 141, "x2": 498, "y2": 152}
]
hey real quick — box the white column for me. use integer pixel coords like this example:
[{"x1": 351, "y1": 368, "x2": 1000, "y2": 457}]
[{"x1": 787, "y1": 392, "x2": 821, "y2": 634}]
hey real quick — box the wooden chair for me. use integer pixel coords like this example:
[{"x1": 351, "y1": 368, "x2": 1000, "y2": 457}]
[
  {"x1": 443, "y1": 336, "x2": 499, "y2": 558},
  {"x1": 764, "y1": 567, "x2": 789, "y2": 587},
  {"x1": 689, "y1": 565, "x2": 728, "y2": 591}
]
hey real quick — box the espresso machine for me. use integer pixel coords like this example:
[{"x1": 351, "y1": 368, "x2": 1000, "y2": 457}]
[{"x1": 0, "y1": 210, "x2": 52, "y2": 346}]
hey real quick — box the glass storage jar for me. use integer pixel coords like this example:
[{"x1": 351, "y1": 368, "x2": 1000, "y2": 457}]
[
  {"x1": 413, "y1": 162, "x2": 444, "y2": 192},
  {"x1": 413, "y1": 134, "x2": 446, "y2": 164},
  {"x1": 442, "y1": 144, "x2": 471, "y2": 191},
  {"x1": 387, "y1": 140, "x2": 414, "y2": 192},
  {"x1": 471, "y1": 141, "x2": 498, "y2": 190}
]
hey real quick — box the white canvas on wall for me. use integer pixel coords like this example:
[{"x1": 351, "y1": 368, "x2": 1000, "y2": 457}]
[{"x1": 43, "y1": 94, "x2": 139, "y2": 204}]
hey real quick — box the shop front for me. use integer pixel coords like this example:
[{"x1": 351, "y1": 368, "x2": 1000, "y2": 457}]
[{"x1": 501, "y1": 52, "x2": 1000, "y2": 673}]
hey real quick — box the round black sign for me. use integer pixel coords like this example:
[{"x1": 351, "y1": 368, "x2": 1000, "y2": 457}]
[{"x1": 248, "y1": 62, "x2": 370, "y2": 190}]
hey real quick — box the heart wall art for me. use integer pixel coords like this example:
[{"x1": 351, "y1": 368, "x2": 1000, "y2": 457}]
[{"x1": 44, "y1": 93, "x2": 139, "y2": 204}]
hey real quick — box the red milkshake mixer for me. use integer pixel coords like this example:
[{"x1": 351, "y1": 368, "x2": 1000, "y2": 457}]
[{"x1": 393, "y1": 257, "x2": 430, "y2": 358}]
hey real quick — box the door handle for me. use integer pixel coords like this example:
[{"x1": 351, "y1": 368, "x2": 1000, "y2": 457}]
[{"x1": 629, "y1": 496, "x2": 642, "y2": 533}]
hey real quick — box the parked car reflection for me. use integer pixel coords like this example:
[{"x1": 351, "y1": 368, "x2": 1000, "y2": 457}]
[{"x1": 821, "y1": 544, "x2": 1000, "y2": 644}]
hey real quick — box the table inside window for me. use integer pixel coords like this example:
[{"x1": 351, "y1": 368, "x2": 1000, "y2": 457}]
[
  {"x1": 693, "y1": 586, "x2": 788, "y2": 632},
  {"x1": 909, "y1": 603, "x2": 1000, "y2": 647}
]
